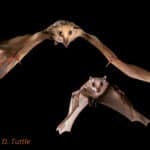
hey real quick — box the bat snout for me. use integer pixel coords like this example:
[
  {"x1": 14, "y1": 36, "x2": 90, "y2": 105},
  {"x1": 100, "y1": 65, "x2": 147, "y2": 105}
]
[{"x1": 63, "y1": 38, "x2": 69, "y2": 48}]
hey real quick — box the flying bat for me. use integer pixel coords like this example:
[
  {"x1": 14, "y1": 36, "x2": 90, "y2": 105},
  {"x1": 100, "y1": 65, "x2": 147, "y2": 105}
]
[
  {"x1": 56, "y1": 76, "x2": 150, "y2": 135},
  {"x1": 0, "y1": 20, "x2": 150, "y2": 82}
]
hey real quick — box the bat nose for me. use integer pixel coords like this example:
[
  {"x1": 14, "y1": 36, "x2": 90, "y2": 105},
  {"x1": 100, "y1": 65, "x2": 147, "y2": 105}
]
[
  {"x1": 97, "y1": 87, "x2": 101, "y2": 92},
  {"x1": 63, "y1": 38, "x2": 69, "y2": 48}
]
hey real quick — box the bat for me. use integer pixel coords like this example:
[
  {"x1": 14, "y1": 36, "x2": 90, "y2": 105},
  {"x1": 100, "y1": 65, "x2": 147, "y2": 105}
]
[
  {"x1": 56, "y1": 76, "x2": 150, "y2": 135},
  {"x1": 0, "y1": 20, "x2": 149, "y2": 83}
]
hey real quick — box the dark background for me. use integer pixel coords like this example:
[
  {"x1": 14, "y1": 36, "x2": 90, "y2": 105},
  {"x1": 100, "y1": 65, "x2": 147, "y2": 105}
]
[{"x1": 0, "y1": 1, "x2": 150, "y2": 149}]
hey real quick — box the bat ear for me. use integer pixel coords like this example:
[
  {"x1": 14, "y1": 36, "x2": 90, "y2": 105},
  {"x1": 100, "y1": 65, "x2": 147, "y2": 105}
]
[
  {"x1": 0, "y1": 50, "x2": 4, "y2": 54},
  {"x1": 73, "y1": 25, "x2": 80, "y2": 29},
  {"x1": 89, "y1": 76, "x2": 93, "y2": 80},
  {"x1": 103, "y1": 76, "x2": 107, "y2": 81}
]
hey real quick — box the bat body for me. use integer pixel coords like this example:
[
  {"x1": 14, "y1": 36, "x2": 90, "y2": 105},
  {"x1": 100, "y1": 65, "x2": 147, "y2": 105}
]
[{"x1": 56, "y1": 76, "x2": 150, "y2": 134}]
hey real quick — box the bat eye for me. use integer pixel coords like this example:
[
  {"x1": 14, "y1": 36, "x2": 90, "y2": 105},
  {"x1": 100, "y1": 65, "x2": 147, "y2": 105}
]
[
  {"x1": 59, "y1": 31, "x2": 63, "y2": 36},
  {"x1": 100, "y1": 82, "x2": 103, "y2": 86},
  {"x1": 68, "y1": 30, "x2": 72, "y2": 35},
  {"x1": 92, "y1": 82, "x2": 95, "y2": 87}
]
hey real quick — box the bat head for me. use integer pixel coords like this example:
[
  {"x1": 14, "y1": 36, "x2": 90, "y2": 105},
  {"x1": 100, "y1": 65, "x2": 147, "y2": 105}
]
[
  {"x1": 88, "y1": 76, "x2": 109, "y2": 95},
  {"x1": 46, "y1": 20, "x2": 83, "y2": 47}
]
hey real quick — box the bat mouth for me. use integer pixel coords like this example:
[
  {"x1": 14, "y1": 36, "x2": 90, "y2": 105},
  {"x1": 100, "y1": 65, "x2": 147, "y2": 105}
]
[
  {"x1": 64, "y1": 43, "x2": 69, "y2": 48},
  {"x1": 63, "y1": 38, "x2": 69, "y2": 48}
]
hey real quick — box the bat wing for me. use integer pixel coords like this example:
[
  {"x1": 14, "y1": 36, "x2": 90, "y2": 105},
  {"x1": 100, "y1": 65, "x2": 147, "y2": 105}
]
[
  {"x1": 81, "y1": 32, "x2": 150, "y2": 83},
  {"x1": 0, "y1": 31, "x2": 49, "y2": 78},
  {"x1": 98, "y1": 86, "x2": 150, "y2": 126},
  {"x1": 56, "y1": 92, "x2": 89, "y2": 134}
]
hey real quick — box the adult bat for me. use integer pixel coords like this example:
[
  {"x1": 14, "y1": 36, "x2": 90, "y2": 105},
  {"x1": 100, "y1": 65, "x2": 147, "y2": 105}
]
[
  {"x1": 0, "y1": 20, "x2": 149, "y2": 82},
  {"x1": 56, "y1": 76, "x2": 150, "y2": 135}
]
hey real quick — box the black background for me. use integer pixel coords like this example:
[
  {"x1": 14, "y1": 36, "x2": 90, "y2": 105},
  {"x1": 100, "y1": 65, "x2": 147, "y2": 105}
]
[{"x1": 0, "y1": 1, "x2": 150, "y2": 149}]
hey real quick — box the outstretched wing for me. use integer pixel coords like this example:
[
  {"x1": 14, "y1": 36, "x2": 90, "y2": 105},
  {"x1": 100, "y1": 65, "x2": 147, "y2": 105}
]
[
  {"x1": 81, "y1": 32, "x2": 150, "y2": 83},
  {"x1": 0, "y1": 31, "x2": 49, "y2": 78},
  {"x1": 98, "y1": 86, "x2": 150, "y2": 126}
]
